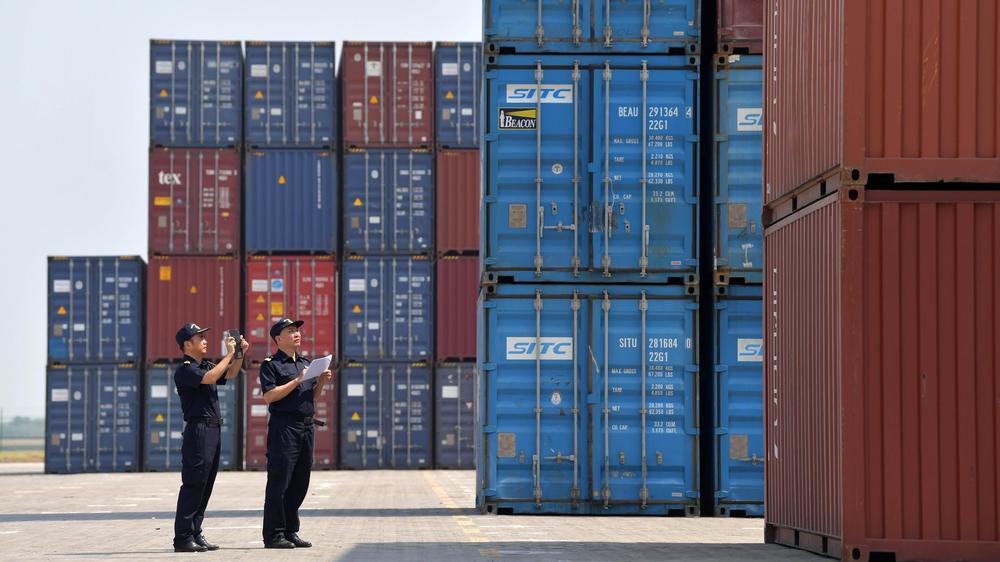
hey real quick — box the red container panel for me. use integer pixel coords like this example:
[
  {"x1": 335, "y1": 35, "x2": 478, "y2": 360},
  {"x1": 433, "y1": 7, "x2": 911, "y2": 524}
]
[
  {"x1": 765, "y1": 190, "x2": 1000, "y2": 562},
  {"x1": 717, "y1": 0, "x2": 763, "y2": 54},
  {"x1": 245, "y1": 365, "x2": 338, "y2": 470},
  {"x1": 148, "y1": 148, "x2": 241, "y2": 256},
  {"x1": 244, "y1": 256, "x2": 337, "y2": 364},
  {"x1": 145, "y1": 256, "x2": 240, "y2": 362},
  {"x1": 435, "y1": 256, "x2": 478, "y2": 362},
  {"x1": 764, "y1": 0, "x2": 1000, "y2": 209},
  {"x1": 340, "y1": 42, "x2": 434, "y2": 148},
  {"x1": 436, "y1": 149, "x2": 480, "y2": 254}
]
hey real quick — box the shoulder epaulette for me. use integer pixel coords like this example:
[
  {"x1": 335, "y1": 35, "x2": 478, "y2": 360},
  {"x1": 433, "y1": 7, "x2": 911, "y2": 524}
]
[
  {"x1": 183, "y1": 360, "x2": 191, "y2": 365},
  {"x1": 263, "y1": 356, "x2": 272, "y2": 362}
]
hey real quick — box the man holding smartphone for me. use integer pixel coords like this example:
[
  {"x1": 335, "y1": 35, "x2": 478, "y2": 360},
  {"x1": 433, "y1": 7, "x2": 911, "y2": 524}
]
[{"x1": 172, "y1": 323, "x2": 249, "y2": 553}]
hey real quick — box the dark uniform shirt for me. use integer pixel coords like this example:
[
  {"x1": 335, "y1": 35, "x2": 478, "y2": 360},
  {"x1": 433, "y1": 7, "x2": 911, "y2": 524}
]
[
  {"x1": 259, "y1": 350, "x2": 314, "y2": 417},
  {"x1": 174, "y1": 355, "x2": 227, "y2": 420}
]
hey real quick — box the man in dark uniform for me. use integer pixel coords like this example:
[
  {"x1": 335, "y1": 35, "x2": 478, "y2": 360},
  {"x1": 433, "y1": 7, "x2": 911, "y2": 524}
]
[
  {"x1": 259, "y1": 318, "x2": 333, "y2": 549},
  {"x1": 172, "y1": 323, "x2": 248, "y2": 553}
]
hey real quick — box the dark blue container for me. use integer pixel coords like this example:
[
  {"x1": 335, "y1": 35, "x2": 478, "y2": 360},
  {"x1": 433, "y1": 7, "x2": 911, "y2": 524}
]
[
  {"x1": 142, "y1": 362, "x2": 241, "y2": 472},
  {"x1": 343, "y1": 149, "x2": 433, "y2": 255},
  {"x1": 484, "y1": 0, "x2": 700, "y2": 54},
  {"x1": 150, "y1": 40, "x2": 242, "y2": 147},
  {"x1": 341, "y1": 256, "x2": 433, "y2": 361},
  {"x1": 435, "y1": 362, "x2": 476, "y2": 469},
  {"x1": 47, "y1": 256, "x2": 144, "y2": 364},
  {"x1": 245, "y1": 42, "x2": 337, "y2": 148},
  {"x1": 477, "y1": 284, "x2": 699, "y2": 514},
  {"x1": 245, "y1": 149, "x2": 338, "y2": 254},
  {"x1": 713, "y1": 284, "x2": 763, "y2": 516},
  {"x1": 340, "y1": 361, "x2": 433, "y2": 469},
  {"x1": 714, "y1": 55, "x2": 762, "y2": 283},
  {"x1": 482, "y1": 55, "x2": 699, "y2": 283},
  {"x1": 435, "y1": 42, "x2": 481, "y2": 148},
  {"x1": 45, "y1": 363, "x2": 141, "y2": 474}
]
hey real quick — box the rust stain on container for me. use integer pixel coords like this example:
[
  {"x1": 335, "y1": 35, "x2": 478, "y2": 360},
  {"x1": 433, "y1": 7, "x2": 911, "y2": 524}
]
[{"x1": 436, "y1": 149, "x2": 480, "y2": 254}]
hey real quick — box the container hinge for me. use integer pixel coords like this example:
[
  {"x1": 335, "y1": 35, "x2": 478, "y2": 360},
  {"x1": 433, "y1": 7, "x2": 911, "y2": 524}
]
[
  {"x1": 715, "y1": 427, "x2": 729, "y2": 435},
  {"x1": 535, "y1": 0, "x2": 545, "y2": 46},
  {"x1": 714, "y1": 490, "x2": 730, "y2": 499},
  {"x1": 482, "y1": 425, "x2": 496, "y2": 434}
]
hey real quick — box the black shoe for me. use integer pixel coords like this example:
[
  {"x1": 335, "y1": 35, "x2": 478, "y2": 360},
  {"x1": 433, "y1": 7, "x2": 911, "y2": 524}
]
[
  {"x1": 194, "y1": 534, "x2": 219, "y2": 551},
  {"x1": 174, "y1": 537, "x2": 208, "y2": 553},
  {"x1": 284, "y1": 533, "x2": 312, "y2": 548},
  {"x1": 264, "y1": 535, "x2": 295, "y2": 549}
]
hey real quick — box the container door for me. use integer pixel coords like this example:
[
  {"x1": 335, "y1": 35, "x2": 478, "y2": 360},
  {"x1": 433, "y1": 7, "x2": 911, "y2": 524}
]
[
  {"x1": 98, "y1": 259, "x2": 143, "y2": 362},
  {"x1": 383, "y1": 364, "x2": 432, "y2": 468},
  {"x1": 437, "y1": 44, "x2": 481, "y2": 148},
  {"x1": 245, "y1": 44, "x2": 290, "y2": 146},
  {"x1": 94, "y1": 366, "x2": 139, "y2": 472},
  {"x1": 313, "y1": 378, "x2": 337, "y2": 468},
  {"x1": 485, "y1": 0, "x2": 591, "y2": 49},
  {"x1": 436, "y1": 364, "x2": 477, "y2": 468},
  {"x1": 344, "y1": 151, "x2": 433, "y2": 254},
  {"x1": 46, "y1": 367, "x2": 87, "y2": 473},
  {"x1": 341, "y1": 364, "x2": 385, "y2": 468},
  {"x1": 388, "y1": 258, "x2": 432, "y2": 360},
  {"x1": 151, "y1": 42, "x2": 195, "y2": 146},
  {"x1": 217, "y1": 380, "x2": 238, "y2": 470},
  {"x1": 48, "y1": 258, "x2": 91, "y2": 362},
  {"x1": 144, "y1": 364, "x2": 181, "y2": 471},
  {"x1": 342, "y1": 259, "x2": 387, "y2": 360},
  {"x1": 593, "y1": 0, "x2": 699, "y2": 50}
]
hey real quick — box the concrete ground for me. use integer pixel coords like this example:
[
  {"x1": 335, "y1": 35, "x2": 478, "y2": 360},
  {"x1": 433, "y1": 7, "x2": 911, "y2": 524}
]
[{"x1": 0, "y1": 464, "x2": 820, "y2": 561}]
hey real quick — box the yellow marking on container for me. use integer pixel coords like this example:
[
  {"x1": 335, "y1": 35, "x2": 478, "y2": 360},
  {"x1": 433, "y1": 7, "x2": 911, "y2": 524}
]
[
  {"x1": 154, "y1": 196, "x2": 172, "y2": 206},
  {"x1": 352, "y1": 305, "x2": 361, "y2": 313},
  {"x1": 353, "y1": 197, "x2": 363, "y2": 207},
  {"x1": 270, "y1": 302, "x2": 284, "y2": 316},
  {"x1": 155, "y1": 414, "x2": 164, "y2": 422},
  {"x1": 278, "y1": 176, "x2": 286, "y2": 185},
  {"x1": 351, "y1": 412, "x2": 360, "y2": 421},
  {"x1": 256, "y1": 313, "x2": 264, "y2": 321},
  {"x1": 57, "y1": 306, "x2": 66, "y2": 315},
  {"x1": 159, "y1": 89, "x2": 168, "y2": 97},
  {"x1": 446, "y1": 91, "x2": 454, "y2": 100},
  {"x1": 189, "y1": 285, "x2": 198, "y2": 294},
  {"x1": 159, "y1": 266, "x2": 172, "y2": 281},
  {"x1": 369, "y1": 96, "x2": 379, "y2": 104},
  {"x1": 255, "y1": 90, "x2": 264, "y2": 99}
]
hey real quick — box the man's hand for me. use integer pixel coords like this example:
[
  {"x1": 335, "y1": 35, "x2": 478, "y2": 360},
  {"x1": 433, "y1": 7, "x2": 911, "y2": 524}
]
[
  {"x1": 225, "y1": 336, "x2": 236, "y2": 355},
  {"x1": 240, "y1": 337, "x2": 250, "y2": 353},
  {"x1": 318, "y1": 369, "x2": 333, "y2": 387}
]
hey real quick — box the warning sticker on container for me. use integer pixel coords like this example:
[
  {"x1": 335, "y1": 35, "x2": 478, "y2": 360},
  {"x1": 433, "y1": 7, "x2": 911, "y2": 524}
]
[
  {"x1": 53, "y1": 280, "x2": 71, "y2": 293},
  {"x1": 441, "y1": 385, "x2": 458, "y2": 399},
  {"x1": 347, "y1": 384, "x2": 364, "y2": 397},
  {"x1": 51, "y1": 388, "x2": 69, "y2": 402},
  {"x1": 441, "y1": 62, "x2": 458, "y2": 76},
  {"x1": 271, "y1": 302, "x2": 284, "y2": 316},
  {"x1": 154, "y1": 196, "x2": 172, "y2": 206},
  {"x1": 365, "y1": 61, "x2": 382, "y2": 77},
  {"x1": 251, "y1": 64, "x2": 268, "y2": 78},
  {"x1": 349, "y1": 279, "x2": 366, "y2": 292},
  {"x1": 151, "y1": 385, "x2": 168, "y2": 399},
  {"x1": 251, "y1": 279, "x2": 268, "y2": 292},
  {"x1": 155, "y1": 60, "x2": 173, "y2": 74},
  {"x1": 251, "y1": 405, "x2": 268, "y2": 417}
]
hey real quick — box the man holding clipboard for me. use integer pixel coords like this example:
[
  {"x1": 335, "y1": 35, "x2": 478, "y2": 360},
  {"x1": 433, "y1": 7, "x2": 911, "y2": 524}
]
[{"x1": 258, "y1": 318, "x2": 334, "y2": 549}]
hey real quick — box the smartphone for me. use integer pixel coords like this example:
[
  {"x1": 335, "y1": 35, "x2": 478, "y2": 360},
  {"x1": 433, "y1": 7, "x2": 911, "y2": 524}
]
[{"x1": 225, "y1": 329, "x2": 243, "y2": 358}]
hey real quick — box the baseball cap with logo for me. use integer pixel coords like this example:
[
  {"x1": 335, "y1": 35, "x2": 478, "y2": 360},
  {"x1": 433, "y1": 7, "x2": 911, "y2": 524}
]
[
  {"x1": 176, "y1": 323, "x2": 211, "y2": 349},
  {"x1": 270, "y1": 318, "x2": 305, "y2": 339}
]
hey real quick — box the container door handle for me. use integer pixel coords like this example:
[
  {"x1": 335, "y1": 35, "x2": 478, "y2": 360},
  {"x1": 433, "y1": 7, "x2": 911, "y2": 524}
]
[
  {"x1": 604, "y1": 0, "x2": 613, "y2": 48},
  {"x1": 602, "y1": 62, "x2": 613, "y2": 277},
  {"x1": 641, "y1": 0, "x2": 651, "y2": 48},
  {"x1": 535, "y1": 0, "x2": 545, "y2": 47}
]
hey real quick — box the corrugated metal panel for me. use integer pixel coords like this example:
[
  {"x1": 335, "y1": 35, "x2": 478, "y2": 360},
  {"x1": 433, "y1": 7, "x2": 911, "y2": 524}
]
[
  {"x1": 717, "y1": 0, "x2": 762, "y2": 54},
  {"x1": 435, "y1": 363, "x2": 476, "y2": 469},
  {"x1": 764, "y1": 0, "x2": 1000, "y2": 207},
  {"x1": 245, "y1": 149, "x2": 337, "y2": 254},
  {"x1": 483, "y1": 0, "x2": 700, "y2": 54},
  {"x1": 145, "y1": 256, "x2": 240, "y2": 362},
  {"x1": 713, "y1": 284, "x2": 763, "y2": 517},
  {"x1": 483, "y1": 55, "x2": 699, "y2": 283},
  {"x1": 435, "y1": 42, "x2": 481, "y2": 148},
  {"x1": 244, "y1": 365, "x2": 338, "y2": 470},
  {"x1": 342, "y1": 149, "x2": 433, "y2": 255},
  {"x1": 244, "y1": 42, "x2": 337, "y2": 148},
  {"x1": 436, "y1": 149, "x2": 480, "y2": 254},
  {"x1": 148, "y1": 148, "x2": 241, "y2": 256},
  {"x1": 45, "y1": 363, "x2": 141, "y2": 474},
  {"x1": 339, "y1": 361, "x2": 433, "y2": 469},
  {"x1": 478, "y1": 284, "x2": 699, "y2": 515},
  {"x1": 244, "y1": 256, "x2": 337, "y2": 364},
  {"x1": 341, "y1": 256, "x2": 433, "y2": 362},
  {"x1": 47, "y1": 256, "x2": 144, "y2": 364},
  {"x1": 150, "y1": 40, "x2": 242, "y2": 147},
  {"x1": 340, "y1": 42, "x2": 434, "y2": 148},
  {"x1": 142, "y1": 362, "x2": 240, "y2": 471},
  {"x1": 436, "y1": 256, "x2": 478, "y2": 362}
]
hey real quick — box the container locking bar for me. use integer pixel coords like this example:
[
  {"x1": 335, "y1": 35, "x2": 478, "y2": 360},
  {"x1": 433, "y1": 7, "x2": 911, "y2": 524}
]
[
  {"x1": 570, "y1": 291, "x2": 581, "y2": 499},
  {"x1": 602, "y1": 292, "x2": 612, "y2": 507},
  {"x1": 640, "y1": 61, "x2": 650, "y2": 277},
  {"x1": 639, "y1": 291, "x2": 649, "y2": 508},
  {"x1": 534, "y1": 62, "x2": 544, "y2": 277},
  {"x1": 604, "y1": 0, "x2": 613, "y2": 47},
  {"x1": 602, "y1": 61, "x2": 613, "y2": 277},
  {"x1": 535, "y1": 0, "x2": 545, "y2": 46},
  {"x1": 572, "y1": 0, "x2": 582, "y2": 46},
  {"x1": 533, "y1": 290, "x2": 544, "y2": 506},
  {"x1": 571, "y1": 62, "x2": 581, "y2": 276},
  {"x1": 641, "y1": 0, "x2": 651, "y2": 47}
]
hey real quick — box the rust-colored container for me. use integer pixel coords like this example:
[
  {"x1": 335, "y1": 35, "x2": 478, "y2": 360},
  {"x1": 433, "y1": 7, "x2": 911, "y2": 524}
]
[
  {"x1": 717, "y1": 0, "x2": 762, "y2": 54},
  {"x1": 435, "y1": 255, "x2": 478, "y2": 362},
  {"x1": 244, "y1": 255, "x2": 337, "y2": 364},
  {"x1": 244, "y1": 365, "x2": 338, "y2": 470},
  {"x1": 436, "y1": 149, "x2": 480, "y2": 255},
  {"x1": 763, "y1": 0, "x2": 1000, "y2": 210},
  {"x1": 339, "y1": 42, "x2": 434, "y2": 148},
  {"x1": 764, "y1": 189, "x2": 1000, "y2": 562},
  {"x1": 148, "y1": 148, "x2": 241, "y2": 256},
  {"x1": 145, "y1": 256, "x2": 240, "y2": 362}
]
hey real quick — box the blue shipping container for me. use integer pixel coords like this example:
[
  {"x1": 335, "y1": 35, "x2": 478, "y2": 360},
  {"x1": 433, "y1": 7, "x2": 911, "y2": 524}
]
[
  {"x1": 435, "y1": 42, "x2": 481, "y2": 148},
  {"x1": 484, "y1": 0, "x2": 699, "y2": 54},
  {"x1": 483, "y1": 55, "x2": 699, "y2": 283},
  {"x1": 48, "y1": 256, "x2": 144, "y2": 364},
  {"x1": 143, "y1": 362, "x2": 241, "y2": 472},
  {"x1": 45, "y1": 363, "x2": 141, "y2": 474},
  {"x1": 150, "y1": 40, "x2": 242, "y2": 147},
  {"x1": 245, "y1": 42, "x2": 337, "y2": 148},
  {"x1": 714, "y1": 284, "x2": 763, "y2": 516},
  {"x1": 477, "y1": 284, "x2": 699, "y2": 514},
  {"x1": 714, "y1": 55, "x2": 762, "y2": 283},
  {"x1": 341, "y1": 256, "x2": 433, "y2": 361},
  {"x1": 245, "y1": 149, "x2": 338, "y2": 254},
  {"x1": 343, "y1": 149, "x2": 433, "y2": 255},
  {"x1": 435, "y1": 363, "x2": 476, "y2": 469},
  {"x1": 340, "y1": 361, "x2": 432, "y2": 469}
]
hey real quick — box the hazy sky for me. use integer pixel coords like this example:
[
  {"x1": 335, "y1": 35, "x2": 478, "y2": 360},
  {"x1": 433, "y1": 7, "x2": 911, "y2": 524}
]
[{"x1": 0, "y1": 0, "x2": 481, "y2": 419}]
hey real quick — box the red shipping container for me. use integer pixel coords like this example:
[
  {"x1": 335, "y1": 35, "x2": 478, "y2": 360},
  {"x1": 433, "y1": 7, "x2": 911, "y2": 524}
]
[
  {"x1": 244, "y1": 256, "x2": 337, "y2": 364},
  {"x1": 340, "y1": 42, "x2": 434, "y2": 148},
  {"x1": 244, "y1": 365, "x2": 338, "y2": 470},
  {"x1": 146, "y1": 256, "x2": 240, "y2": 362},
  {"x1": 717, "y1": 0, "x2": 762, "y2": 54},
  {"x1": 763, "y1": 0, "x2": 1000, "y2": 210},
  {"x1": 435, "y1": 256, "x2": 478, "y2": 362},
  {"x1": 436, "y1": 149, "x2": 480, "y2": 255},
  {"x1": 764, "y1": 189, "x2": 1000, "y2": 562},
  {"x1": 148, "y1": 148, "x2": 241, "y2": 256}
]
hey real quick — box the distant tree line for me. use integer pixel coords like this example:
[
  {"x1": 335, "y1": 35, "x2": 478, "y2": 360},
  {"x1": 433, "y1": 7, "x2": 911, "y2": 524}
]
[{"x1": 1, "y1": 416, "x2": 44, "y2": 439}]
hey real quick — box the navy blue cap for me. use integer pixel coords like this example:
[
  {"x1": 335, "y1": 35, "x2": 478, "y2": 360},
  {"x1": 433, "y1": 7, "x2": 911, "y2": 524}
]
[
  {"x1": 176, "y1": 323, "x2": 210, "y2": 349},
  {"x1": 270, "y1": 318, "x2": 304, "y2": 339}
]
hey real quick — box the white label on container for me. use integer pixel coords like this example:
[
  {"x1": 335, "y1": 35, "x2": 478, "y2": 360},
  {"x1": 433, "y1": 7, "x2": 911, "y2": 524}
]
[
  {"x1": 175, "y1": 106, "x2": 187, "y2": 115},
  {"x1": 365, "y1": 61, "x2": 382, "y2": 77},
  {"x1": 441, "y1": 62, "x2": 458, "y2": 76},
  {"x1": 506, "y1": 337, "x2": 573, "y2": 361},
  {"x1": 366, "y1": 430, "x2": 379, "y2": 438},
  {"x1": 251, "y1": 405, "x2": 268, "y2": 417},
  {"x1": 367, "y1": 322, "x2": 380, "y2": 331},
  {"x1": 736, "y1": 108, "x2": 763, "y2": 132},
  {"x1": 155, "y1": 60, "x2": 173, "y2": 74},
  {"x1": 441, "y1": 385, "x2": 458, "y2": 399},
  {"x1": 369, "y1": 216, "x2": 381, "y2": 224},
  {"x1": 415, "y1": 110, "x2": 423, "y2": 120},
  {"x1": 171, "y1": 431, "x2": 183, "y2": 440},
  {"x1": 347, "y1": 384, "x2": 364, "y2": 397},
  {"x1": 73, "y1": 323, "x2": 86, "y2": 332},
  {"x1": 71, "y1": 433, "x2": 84, "y2": 441},
  {"x1": 51, "y1": 389, "x2": 69, "y2": 402},
  {"x1": 251, "y1": 64, "x2": 268, "y2": 78},
  {"x1": 151, "y1": 385, "x2": 168, "y2": 399},
  {"x1": 461, "y1": 107, "x2": 473, "y2": 116},
  {"x1": 270, "y1": 108, "x2": 283, "y2": 116},
  {"x1": 53, "y1": 280, "x2": 71, "y2": 293},
  {"x1": 251, "y1": 279, "x2": 268, "y2": 292},
  {"x1": 349, "y1": 279, "x2": 366, "y2": 292},
  {"x1": 737, "y1": 338, "x2": 764, "y2": 362}
]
